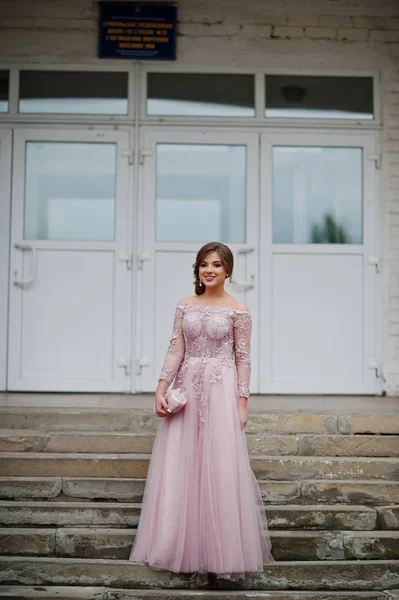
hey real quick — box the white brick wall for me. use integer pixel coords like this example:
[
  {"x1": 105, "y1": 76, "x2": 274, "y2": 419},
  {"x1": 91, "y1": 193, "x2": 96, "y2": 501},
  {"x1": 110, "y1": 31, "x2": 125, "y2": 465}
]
[{"x1": 0, "y1": 0, "x2": 398, "y2": 394}]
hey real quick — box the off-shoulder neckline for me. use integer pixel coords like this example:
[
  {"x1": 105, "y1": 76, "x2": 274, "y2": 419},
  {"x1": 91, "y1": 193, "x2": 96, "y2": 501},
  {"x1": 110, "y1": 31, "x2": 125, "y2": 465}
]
[{"x1": 177, "y1": 303, "x2": 250, "y2": 314}]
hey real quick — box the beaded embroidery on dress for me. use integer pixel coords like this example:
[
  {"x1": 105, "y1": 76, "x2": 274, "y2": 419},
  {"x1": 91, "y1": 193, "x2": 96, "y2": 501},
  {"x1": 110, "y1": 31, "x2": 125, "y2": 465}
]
[{"x1": 129, "y1": 303, "x2": 275, "y2": 581}]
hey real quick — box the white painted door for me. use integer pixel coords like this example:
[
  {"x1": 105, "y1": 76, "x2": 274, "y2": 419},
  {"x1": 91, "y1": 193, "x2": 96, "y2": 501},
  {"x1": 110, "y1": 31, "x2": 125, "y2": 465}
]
[
  {"x1": 0, "y1": 130, "x2": 12, "y2": 391},
  {"x1": 260, "y1": 131, "x2": 380, "y2": 394},
  {"x1": 136, "y1": 130, "x2": 259, "y2": 393},
  {"x1": 8, "y1": 128, "x2": 133, "y2": 392}
]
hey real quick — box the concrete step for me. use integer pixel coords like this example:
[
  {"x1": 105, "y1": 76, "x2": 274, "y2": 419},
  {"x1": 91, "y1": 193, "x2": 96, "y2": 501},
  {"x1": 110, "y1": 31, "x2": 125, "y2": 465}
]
[
  {"x1": 2, "y1": 408, "x2": 399, "y2": 435},
  {"x1": 1, "y1": 557, "x2": 399, "y2": 590},
  {"x1": 0, "y1": 431, "x2": 155, "y2": 454},
  {"x1": 1, "y1": 527, "x2": 398, "y2": 561},
  {"x1": 0, "y1": 588, "x2": 392, "y2": 600},
  {"x1": 377, "y1": 505, "x2": 399, "y2": 529},
  {"x1": 0, "y1": 501, "x2": 141, "y2": 528},
  {"x1": 0, "y1": 408, "x2": 160, "y2": 434},
  {"x1": 1, "y1": 453, "x2": 398, "y2": 481},
  {"x1": 1, "y1": 477, "x2": 398, "y2": 506},
  {"x1": 0, "y1": 453, "x2": 150, "y2": 478},
  {"x1": 1, "y1": 430, "x2": 398, "y2": 457},
  {"x1": 0, "y1": 501, "x2": 384, "y2": 530},
  {"x1": 250, "y1": 456, "x2": 399, "y2": 481},
  {"x1": 298, "y1": 480, "x2": 399, "y2": 506}
]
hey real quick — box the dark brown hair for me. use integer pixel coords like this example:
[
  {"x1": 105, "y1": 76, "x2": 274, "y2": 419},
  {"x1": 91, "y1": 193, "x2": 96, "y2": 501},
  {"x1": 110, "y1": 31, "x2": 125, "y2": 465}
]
[{"x1": 193, "y1": 242, "x2": 234, "y2": 296}]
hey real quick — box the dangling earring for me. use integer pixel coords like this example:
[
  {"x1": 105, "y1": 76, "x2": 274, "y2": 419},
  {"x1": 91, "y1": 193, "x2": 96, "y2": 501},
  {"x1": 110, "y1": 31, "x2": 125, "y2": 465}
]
[{"x1": 199, "y1": 280, "x2": 203, "y2": 287}]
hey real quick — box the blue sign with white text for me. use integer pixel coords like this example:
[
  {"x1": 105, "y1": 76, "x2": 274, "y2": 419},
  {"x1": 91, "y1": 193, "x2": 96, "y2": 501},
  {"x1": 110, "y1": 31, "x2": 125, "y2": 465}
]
[{"x1": 99, "y1": 2, "x2": 177, "y2": 60}]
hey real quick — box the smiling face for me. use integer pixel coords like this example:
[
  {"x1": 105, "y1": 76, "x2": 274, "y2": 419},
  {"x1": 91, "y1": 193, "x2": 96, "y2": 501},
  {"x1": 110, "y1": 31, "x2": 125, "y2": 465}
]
[
  {"x1": 193, "y1": 242, "x2": 234, "y2": 295},
  {"x1": 199, "y1": 252, "x2": 229, "y2": 290}
]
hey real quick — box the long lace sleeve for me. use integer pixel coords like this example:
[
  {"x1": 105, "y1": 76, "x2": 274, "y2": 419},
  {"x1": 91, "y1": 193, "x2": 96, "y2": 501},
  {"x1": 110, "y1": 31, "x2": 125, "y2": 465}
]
[
  {"x1": 233, "y1": 310, "x2": 252, "y2": 399},
  {"x1": 158, "y1": 304, "x2": 185, "y2": 384}
]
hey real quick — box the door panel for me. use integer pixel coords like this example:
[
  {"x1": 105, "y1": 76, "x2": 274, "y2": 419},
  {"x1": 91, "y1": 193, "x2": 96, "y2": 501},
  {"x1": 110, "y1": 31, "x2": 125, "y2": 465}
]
[
  {"x1": 260, "y1": 131, "x2": 379, "y2": 394},
  {"x1": 272, "y1": 253, "x2": 363, "y2": 380},
  {"x1": 137, "y1": 130, "x2": 259, "y2": 392},
  {"x1": 0, "y1": 130, "x2": 12, "y2": 390},
  {"x1": 8, "y1": 128, "x2": 132, "y2": 392}
]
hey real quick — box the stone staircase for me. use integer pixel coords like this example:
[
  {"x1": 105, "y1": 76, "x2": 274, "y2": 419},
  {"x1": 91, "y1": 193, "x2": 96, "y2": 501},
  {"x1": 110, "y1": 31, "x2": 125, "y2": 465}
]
[{"x1": 0, "y1": 402, "x2": 398, "y2": 599}]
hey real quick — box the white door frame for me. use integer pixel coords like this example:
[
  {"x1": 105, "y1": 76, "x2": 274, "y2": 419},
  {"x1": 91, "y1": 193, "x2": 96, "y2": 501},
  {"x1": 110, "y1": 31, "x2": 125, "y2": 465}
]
[
  {"x1": 260, "y1": 129, "x2": 380, "y2": 394},
  {"x1": 0, "y1": 129, "x2": 12, "y2": 391},
  {"x1": 8, "y1": 127, "x2": 134, "y2": 392},
  {"x1": 135, "y1": 128, "x2": 260, "y2": 392}
]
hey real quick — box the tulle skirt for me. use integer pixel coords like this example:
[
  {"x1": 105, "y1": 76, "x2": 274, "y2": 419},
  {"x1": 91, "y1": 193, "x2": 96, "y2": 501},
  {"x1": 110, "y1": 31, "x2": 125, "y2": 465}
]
[{"x1": 129, "y1": 358, "x2": 275, "y2": 580}]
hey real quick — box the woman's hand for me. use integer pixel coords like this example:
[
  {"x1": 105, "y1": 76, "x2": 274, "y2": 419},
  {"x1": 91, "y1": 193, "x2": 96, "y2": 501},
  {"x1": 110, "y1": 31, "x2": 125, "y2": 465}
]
[
  {"x1": 238, "y1": 396, "x2": 248, "y2": 430},
  {"x1": 154, "y1": 388, "x2": 170, "y2": 418}
]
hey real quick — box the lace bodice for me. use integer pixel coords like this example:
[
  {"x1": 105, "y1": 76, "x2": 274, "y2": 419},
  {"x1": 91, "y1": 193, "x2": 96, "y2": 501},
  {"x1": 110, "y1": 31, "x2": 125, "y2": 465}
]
[{"x1": 159, "y1": 303, "x2": 252, "y2": 398}]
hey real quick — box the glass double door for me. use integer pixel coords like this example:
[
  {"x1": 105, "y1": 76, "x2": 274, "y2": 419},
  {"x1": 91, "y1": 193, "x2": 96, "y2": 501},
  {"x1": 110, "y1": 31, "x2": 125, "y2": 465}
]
[{"x1": 139, "y1": 129, "x2": 380, "y2": 395}]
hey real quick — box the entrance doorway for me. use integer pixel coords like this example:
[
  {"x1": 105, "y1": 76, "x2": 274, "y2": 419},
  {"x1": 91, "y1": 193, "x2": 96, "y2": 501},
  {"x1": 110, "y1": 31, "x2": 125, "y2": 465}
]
[
  {"x1": 4, "y1": 127, "x2": 380, "y2": 395},
  {"x1": 7, "y1": 128, "x2": 133, "y2": 392},
  {"x1": 259, "y1": 131, "x2": 379, "y2": 393}
]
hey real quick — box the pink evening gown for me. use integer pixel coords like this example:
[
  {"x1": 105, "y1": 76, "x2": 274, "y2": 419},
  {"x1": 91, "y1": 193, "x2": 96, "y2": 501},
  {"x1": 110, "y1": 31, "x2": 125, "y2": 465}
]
[{"x1": 129, "y1": 303, "x2": 275, "y2": 580}]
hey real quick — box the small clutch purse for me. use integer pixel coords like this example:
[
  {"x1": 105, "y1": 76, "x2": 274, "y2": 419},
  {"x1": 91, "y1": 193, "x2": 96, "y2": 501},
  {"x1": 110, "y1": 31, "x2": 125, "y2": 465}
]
[{"x1": 164, "y1": 387, "x2": 187, "y2": 414}]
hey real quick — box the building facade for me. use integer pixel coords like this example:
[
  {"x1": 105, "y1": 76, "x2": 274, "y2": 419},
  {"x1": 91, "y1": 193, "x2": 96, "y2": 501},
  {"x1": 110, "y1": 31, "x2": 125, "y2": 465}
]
[{"x1": 0, "y1": 0, "x2": 398, "y2": 396}]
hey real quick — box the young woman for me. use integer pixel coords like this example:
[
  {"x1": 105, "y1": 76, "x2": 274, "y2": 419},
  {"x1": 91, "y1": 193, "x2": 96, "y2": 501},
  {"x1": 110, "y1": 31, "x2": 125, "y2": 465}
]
[{"x1": 129, "y1": 242, "x2": 274, "y2": 581}]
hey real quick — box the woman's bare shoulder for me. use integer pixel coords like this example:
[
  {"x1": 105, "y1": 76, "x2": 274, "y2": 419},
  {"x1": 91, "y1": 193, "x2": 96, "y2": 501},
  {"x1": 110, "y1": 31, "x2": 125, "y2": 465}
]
[
  {"x1": 177, "y1": 296, "x2": 197, "y2": 306},
  {"x1": 226, "y1": 295, "x2": 249, "y2": 312},
  {"x1": 233, "y1": 301, "x2": 249, "y2": 312}
]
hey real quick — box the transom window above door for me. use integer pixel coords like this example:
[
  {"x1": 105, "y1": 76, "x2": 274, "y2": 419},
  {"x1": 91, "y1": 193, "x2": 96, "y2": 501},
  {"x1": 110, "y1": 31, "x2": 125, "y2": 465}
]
[
  {"x1": 265, "y1": 75, "x2": 374, "y2": 120},
  {"x1": 19, "y1": 70, "x2": 129, "y2": 115},
  {"x1": 147, "y1": 72, "x2": 255, "y2": 117},
  {"x1": 0, "y1": 66, "x2": 376, "y2": 124}
]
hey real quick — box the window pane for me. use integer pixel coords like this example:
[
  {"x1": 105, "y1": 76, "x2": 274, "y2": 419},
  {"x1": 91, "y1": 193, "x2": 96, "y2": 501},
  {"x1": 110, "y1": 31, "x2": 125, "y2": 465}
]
[
  {"x1": 266, "y1": 75, "x2": 373, "y2": 119},
  {"x1": 19, "y1": 71, "x2": 128, "y2": 114},
  {"x1": 147, "y1": 73, "x2": 255, "y2": 117},
  {"x1": 273, "y1": 147, "x2": 362, "y2": 244},
  {"x1": 156, "y1": 144, "x2": 246, "y2": 242},
  {"x1": 24, "y1": 142, "x2": 116, "y2": 241},
  {"x1": 0, "y1": 70, "x2": 9, "y2": 113}
]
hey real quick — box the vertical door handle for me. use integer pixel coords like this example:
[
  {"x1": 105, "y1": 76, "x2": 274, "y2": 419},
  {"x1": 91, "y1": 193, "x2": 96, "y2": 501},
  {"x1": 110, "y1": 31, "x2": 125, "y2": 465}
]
[
  {"x1": 230, "y1": 247, "x2": 255, "y2": 289},
  {"x1": 13, "y1": 243, "x2": 37, "y2": 287},
  {"x1": 230, "y1": 274, "x2": 255, "y2": 289}
]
